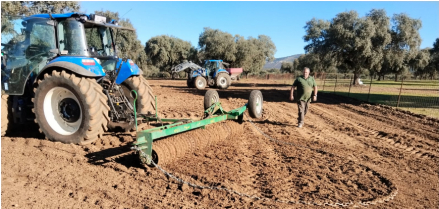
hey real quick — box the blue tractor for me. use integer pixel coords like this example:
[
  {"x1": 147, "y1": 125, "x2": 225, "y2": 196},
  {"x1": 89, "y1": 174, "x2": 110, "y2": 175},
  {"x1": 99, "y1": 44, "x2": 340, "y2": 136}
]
[
  {"x1": 1, "y1": 13, "x2": 155, "y2": 143},
  {"x1": 171, "y1": 60, "x2": 242, "y2": 90}
]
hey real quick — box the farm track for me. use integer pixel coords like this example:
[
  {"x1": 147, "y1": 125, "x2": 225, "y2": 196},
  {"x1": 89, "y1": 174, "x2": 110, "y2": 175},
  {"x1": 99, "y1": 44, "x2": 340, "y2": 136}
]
[{"x1": 1, "y1": 79, "x2": 438, "y2": 208}]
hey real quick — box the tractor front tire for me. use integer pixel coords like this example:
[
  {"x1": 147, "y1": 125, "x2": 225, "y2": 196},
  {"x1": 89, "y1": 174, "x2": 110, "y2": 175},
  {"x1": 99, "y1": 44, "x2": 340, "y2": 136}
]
[
  {"x1": 216, "y1": 73, "x2": 231, "y2": 89},
  {"x1": 195, "y1": 76, "x2": 207, "y2": 90},
  {"x1": 248, "y1": 90, "x2": 263, "y2": 118},
  {"x1": 33, "y1": 70, "x2": 110, "y2": 144}
]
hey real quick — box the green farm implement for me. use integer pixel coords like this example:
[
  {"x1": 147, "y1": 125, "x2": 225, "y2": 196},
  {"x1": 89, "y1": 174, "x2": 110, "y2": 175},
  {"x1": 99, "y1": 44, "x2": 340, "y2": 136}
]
[{"x1": 132, "y1": 89, "x2": 263, "y2": 166}]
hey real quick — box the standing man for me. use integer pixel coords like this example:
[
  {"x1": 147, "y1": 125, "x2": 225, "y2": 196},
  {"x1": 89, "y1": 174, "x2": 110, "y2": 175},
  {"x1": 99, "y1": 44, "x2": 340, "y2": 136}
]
[{"x1": 290, "y1": 67, "x2": 317, "y2": 128}]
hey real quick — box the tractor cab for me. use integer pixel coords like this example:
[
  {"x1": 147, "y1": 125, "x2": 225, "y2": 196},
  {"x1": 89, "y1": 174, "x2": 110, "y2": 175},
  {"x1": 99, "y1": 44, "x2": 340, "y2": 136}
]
[{"x1": 203, "y1": 60, "x2": 228, "y2": 79}]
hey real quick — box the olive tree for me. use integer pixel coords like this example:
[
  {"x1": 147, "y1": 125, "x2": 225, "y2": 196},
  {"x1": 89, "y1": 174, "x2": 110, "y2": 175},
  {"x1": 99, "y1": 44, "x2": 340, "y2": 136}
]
[{"x1": 144, "y1": 35, "x2": 193, "y2": 72}]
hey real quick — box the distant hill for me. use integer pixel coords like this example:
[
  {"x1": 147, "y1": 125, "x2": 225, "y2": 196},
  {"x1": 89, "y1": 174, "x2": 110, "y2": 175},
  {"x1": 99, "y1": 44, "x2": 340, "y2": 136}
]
[{"x1": 263, "y1": 54, "x2": 302, "y2": 69}]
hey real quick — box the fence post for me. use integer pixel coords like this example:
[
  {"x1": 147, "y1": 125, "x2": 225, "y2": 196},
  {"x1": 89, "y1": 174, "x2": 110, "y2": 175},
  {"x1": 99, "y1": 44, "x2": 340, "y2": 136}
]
[
  {"x1": 348, "y1": 74, "x2": 353, "y2": 98},
  {"x1": 367, "y1": 75, "x2": 373, "y2": 102},
  {"x1": 322, "y1": 73, "x2": 326, "y2": 91},
  {"x1": 333, "y1": 74, "x2": 338, "y2": 94},
  {"x1": 396, "y1": 77, "x2": 404, "y2": 108}
]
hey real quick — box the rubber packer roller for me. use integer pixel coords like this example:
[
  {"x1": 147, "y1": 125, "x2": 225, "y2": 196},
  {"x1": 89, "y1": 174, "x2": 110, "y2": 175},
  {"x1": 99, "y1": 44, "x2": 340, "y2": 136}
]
[{"x1": 132, "y1": 89, "x2": 264, "y2": 166}]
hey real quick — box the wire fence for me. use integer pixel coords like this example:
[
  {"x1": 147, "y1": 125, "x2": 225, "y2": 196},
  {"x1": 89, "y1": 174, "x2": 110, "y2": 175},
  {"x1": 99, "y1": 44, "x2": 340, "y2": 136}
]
[{"x1": 244, "y1": 72, "x2": 439, "y2": 119}]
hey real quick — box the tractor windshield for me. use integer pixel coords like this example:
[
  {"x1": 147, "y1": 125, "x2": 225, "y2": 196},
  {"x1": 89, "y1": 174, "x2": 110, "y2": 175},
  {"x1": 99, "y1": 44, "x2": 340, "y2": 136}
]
[
  {"x1": 57, "y1": 18, "x2": 116, "y2": 57},
  {"x1": 85, "y1": 26, "x2": 115, "y2": 56}
]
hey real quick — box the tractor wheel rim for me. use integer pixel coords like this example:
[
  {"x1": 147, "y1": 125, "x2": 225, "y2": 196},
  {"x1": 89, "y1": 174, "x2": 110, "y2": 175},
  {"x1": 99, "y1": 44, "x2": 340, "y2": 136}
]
[
  {"x1": 197, "y1": 80, "x2": 203, "y2": 87},
  {"x1": 44, "y1": 87, "x2": 82, "y2": 135},
  {"x1": 220, "y1": 77, "x2": 226, "y2": 85}
]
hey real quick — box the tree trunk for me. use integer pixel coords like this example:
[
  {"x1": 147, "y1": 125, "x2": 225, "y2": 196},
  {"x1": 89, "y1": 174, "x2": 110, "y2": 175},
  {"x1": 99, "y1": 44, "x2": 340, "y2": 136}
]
[
  {"x1": 353, "y1": 73, "x2": 360, "y2": 85},
  {"x1": 395, "y1": 74, "x2": 398, "y2": 82}
]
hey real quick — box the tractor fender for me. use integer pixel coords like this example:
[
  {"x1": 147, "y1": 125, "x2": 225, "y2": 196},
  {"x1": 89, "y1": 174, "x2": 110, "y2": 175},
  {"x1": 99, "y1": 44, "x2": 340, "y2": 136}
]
[
  {"x1": 35, "y1": 61, "x2": 104, "y2": 84},
  {"x1": 114, "y1": 58, "x2": 141, "y2": 85},
  {"x1": 191, "y1": 69, "x2": 205, "y2": 78},
  {"x1": 213, "y1": 69, "x2": 228, "y2": 78}
]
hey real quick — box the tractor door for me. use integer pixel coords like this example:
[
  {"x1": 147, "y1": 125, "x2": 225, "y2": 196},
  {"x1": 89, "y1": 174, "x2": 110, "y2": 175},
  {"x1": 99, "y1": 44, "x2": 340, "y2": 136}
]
[
  {"x1": 205, "y1": 61, "x2": 218, "y2": 78},
  {"x1": 1, "y1": 16, "x2": 56, "y2": 95}
]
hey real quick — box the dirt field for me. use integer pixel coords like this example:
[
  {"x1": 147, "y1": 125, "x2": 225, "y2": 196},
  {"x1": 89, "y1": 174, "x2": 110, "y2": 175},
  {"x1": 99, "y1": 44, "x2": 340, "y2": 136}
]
[{"x1": 2, "y1": 79, "x2": 438, "y2": 208}]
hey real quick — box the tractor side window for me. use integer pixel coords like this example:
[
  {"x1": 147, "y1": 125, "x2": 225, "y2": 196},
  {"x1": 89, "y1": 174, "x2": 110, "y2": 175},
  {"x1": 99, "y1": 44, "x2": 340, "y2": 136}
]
[
  {"x1": 1, "y1": 17, "x2": 55, "y2": 94},
  {"x1": 28, "y1": 23, "x2": 56, "y2": 58},
  {"x1": 1, "y1": 17, "x2": 28, "y2": 57}
]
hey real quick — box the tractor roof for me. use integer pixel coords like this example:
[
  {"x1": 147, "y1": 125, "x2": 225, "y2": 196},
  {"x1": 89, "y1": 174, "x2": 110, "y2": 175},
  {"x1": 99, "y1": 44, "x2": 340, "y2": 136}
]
[
  {"x1": 28, "y1": 13, "x2": 134, "y2": 31},
  {"x1": 30, "y1": 12, "x2": 87, "y2": 19}
]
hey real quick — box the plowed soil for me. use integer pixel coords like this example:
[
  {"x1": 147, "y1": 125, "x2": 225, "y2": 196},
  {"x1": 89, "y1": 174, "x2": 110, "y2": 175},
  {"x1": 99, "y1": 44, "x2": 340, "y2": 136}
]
[{"x1": 2, "y1": 79, "x2": 438, "y2": 208}]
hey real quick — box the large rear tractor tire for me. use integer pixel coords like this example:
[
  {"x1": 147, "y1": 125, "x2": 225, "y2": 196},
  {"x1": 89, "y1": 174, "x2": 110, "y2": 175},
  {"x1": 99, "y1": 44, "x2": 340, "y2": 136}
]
[
  {"x1": 1, "y1": 95, "x2": 12, "y2": 136},
  {"x1": 204, "y1": 90, "x2": 220, "y2": 110},
  {"x1": 194, "y1": 76, "x2": 207, "y2": 90},
  {"x1": 248, "y1": 90, "x2": 263, "y2": 118},
  {"x1": 216, "y1": 73, "x2": 231, "y2": 89},
  {"x1": 33, "y1": 70, "x2": 110, "y2": 144},
  {"x1": 187, "y1": 79, "x2": 194, "y2": 88}
]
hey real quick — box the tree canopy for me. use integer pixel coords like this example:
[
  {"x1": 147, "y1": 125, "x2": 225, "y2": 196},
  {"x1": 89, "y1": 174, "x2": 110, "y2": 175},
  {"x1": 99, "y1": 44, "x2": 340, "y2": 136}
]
[
  {"x1": 197, "y1": 27, "x2": 276, "y2": 74},
  {"x1": 1, "y1": 1, "x2": 80, "y2": 17},
  {"x1": 302, "y1": 9, "x2": 427, "y2": 83},
  {"x1": 144, "y1": 35, "x2": 194, "y2": 72}
]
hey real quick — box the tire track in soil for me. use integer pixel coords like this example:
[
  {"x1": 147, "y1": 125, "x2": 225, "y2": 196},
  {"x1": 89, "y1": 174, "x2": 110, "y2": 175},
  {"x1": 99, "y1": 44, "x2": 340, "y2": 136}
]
[
  {"x1": 311, "y1": 101, "x2": 439, "y2": 161},
  {"x1": 249, "y1": 100, "x2": 398, "y2": 206},
  {"x1": 319, "y1": 95, "x2": 439, "y2": 145},
  {"x1": 336, "y1": 101, "x2": 439, "y2": 140},
  {"x1": 247, "y1": 124, "x2": 396, "y2": 208},
  {"x1": 258, "y1": 89, "x2": 438, "y2": 208}
]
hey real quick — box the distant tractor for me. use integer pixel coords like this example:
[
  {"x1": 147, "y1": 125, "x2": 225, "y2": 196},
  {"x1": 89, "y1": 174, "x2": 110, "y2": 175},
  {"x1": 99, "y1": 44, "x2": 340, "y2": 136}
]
[{"x1": 171, "y1": 60, "x2": 242, "y2": 90}]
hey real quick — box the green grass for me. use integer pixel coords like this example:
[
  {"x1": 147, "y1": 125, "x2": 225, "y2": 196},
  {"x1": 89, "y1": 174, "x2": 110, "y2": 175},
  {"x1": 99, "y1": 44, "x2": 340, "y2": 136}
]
[
  {"x1": 279, "y1": 78, "x2": 438, "y2": 118},
  {"x1": 320, "y1": 90, "x2": 439, "y2": 119}
]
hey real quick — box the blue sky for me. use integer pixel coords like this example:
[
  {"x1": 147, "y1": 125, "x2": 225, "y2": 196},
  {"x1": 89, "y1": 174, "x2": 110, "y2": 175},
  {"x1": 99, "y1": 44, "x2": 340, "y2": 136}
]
[{"x1": 80, "y1": 1, "x2": 439, "y2": 58}]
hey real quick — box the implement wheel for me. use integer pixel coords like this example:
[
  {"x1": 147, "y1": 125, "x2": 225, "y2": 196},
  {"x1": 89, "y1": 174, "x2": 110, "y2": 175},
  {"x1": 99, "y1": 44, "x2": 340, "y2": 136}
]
[
  {"x1": 33, "y1": 70, "x2": 110, "y2": 144},
  {"x1": 195, "y1": 76, "x2": 207, "y2": 90},
  {"x1": 204, "y1": 89, "x2": 220, "y2": 110},
  {"x1": 248, "y1": 90, "x2": 263, "y2": 118}
]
